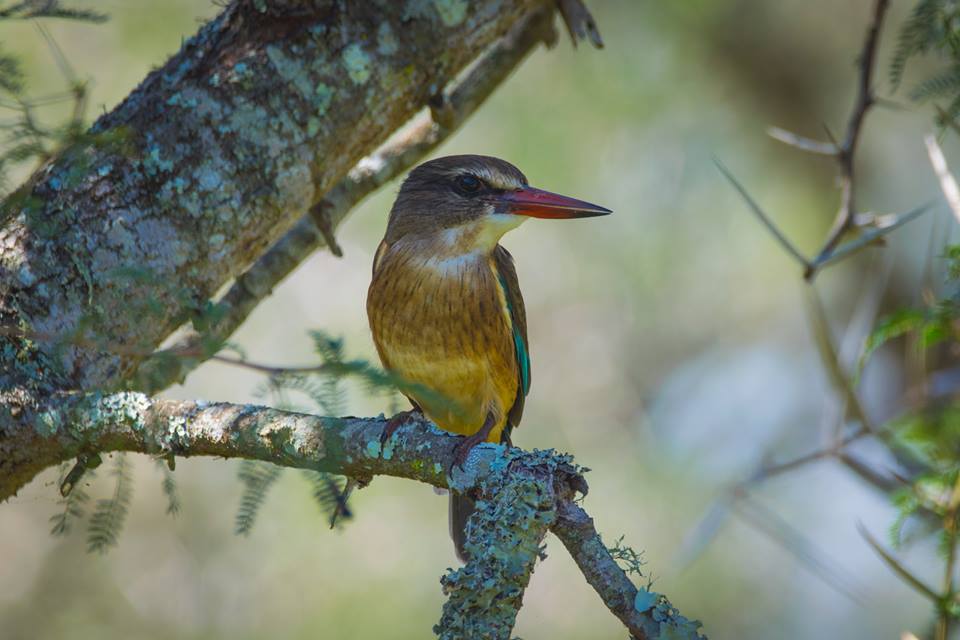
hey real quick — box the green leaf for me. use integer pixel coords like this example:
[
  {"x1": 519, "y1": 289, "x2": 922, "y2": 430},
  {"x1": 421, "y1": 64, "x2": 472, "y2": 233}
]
[
  {"x1": 155, "y1": 458, "x2": 180, "y2": 517},
  {"x1": 302, "y1": 470, "x2": 352, "y2": 529},
  {"x1": 890, "y1": 406, "x2": 960, "y2": 470},
  {"x1": 49, "y1": 463, "x2": 92, "y2": 537},
  {"x1": 862, "y1": 309, "x2": 926, "y2": 364}
]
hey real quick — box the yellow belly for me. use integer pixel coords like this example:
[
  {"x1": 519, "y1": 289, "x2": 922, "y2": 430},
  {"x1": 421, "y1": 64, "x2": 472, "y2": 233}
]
[{"x1": 367, "y1": 242, "x2": 518, "y2": 442}]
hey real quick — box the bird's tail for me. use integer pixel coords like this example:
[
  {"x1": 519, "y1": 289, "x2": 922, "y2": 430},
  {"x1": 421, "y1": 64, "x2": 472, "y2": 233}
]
[
  {"x1": 449, "y1": 492, "x2": 474, "y2": 563},
  {"x1": 449, "y1": 427, "x2": 513, "y2": 562}
]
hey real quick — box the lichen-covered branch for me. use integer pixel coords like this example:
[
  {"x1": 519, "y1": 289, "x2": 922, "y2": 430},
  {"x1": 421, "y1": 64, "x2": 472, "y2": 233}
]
[
  {"x1": 0, "y1": 0, "x2": 546, "y2": 404},
  {"x1": 132, "y1": 5, "x2": 559, "y2": 394},
  {"x1": 554, "y1": 502, "x2": 704, "y2": 640},
  {"x1": 436, "y1": 446, "x2": 578, "y2": 639},
  {"x1": 2, "y1": 391, "x2": 704, "y2": 639}
]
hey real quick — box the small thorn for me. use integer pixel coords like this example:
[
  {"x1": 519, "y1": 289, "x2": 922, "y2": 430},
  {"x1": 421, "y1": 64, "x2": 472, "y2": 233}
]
[
  {"x1": 428, "y1": 92, "x2": 455, "y2": 130},
  {"x1": 309, "y1": 201, "x2": 343, "y2": 257}
]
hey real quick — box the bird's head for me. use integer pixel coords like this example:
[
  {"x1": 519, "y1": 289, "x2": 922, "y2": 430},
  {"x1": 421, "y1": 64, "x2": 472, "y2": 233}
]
[{"x1": 384, "y1": 154, "x2": 611, "y2": 249}]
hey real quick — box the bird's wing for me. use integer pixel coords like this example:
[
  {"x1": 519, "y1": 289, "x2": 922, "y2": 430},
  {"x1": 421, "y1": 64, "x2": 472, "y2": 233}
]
[
  {"x1": 372, "y1": 239, "x2": 390, "y2": 276},
  {"x1": 493, "y1": 245, "x2": 530, "y2": 432},
  {"x1": 370, "y1": 238, "x2": 423, "y2": 411}
]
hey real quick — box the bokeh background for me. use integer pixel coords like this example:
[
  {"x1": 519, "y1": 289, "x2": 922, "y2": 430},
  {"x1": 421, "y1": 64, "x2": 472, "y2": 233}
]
[{"x1": 1, "y1": 1, "x2": 957, "y2": 638}]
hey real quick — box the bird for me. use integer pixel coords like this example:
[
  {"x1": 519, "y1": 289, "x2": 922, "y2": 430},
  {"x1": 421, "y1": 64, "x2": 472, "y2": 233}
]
[{"x1": 366, "y1": 154, "x2": 610, "y2": 561}]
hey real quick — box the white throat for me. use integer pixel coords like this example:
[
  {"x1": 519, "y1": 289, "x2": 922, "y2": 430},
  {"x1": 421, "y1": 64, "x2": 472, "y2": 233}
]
[
  {"x1": 408, "y1": 214, "x2": 526, "y2": 276},
  {"x1": 440, "y1": 213, "x2": 527, "y2": 253}
]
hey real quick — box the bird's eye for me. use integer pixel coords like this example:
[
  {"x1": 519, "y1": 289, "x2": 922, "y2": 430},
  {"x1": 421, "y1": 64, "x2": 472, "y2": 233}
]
[{"x1": 454, "y1": 174, "x2": 482, "y2": 196}]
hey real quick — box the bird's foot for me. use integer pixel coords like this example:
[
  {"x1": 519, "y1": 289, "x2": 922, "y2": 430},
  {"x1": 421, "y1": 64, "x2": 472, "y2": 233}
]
[
  {"x1": 451, "y1": 431, "x2": 488, "y2": 471},
  {"x1": 381, "y1": 408, "x2": 423, "y2": 445},
  {"x1": 451, "y1": 412, "x2": 497, "y2": 471}
]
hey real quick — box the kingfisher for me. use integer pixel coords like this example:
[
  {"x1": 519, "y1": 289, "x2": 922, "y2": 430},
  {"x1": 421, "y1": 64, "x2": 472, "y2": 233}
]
[{"x1": 366, "y1": 154, "x2": 610, "y2": 560}]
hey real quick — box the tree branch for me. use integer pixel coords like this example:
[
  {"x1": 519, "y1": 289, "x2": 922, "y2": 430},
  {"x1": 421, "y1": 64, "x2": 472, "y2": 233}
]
[
  {"x1": 554, "y1": 501, "x2": 703, "y2": 639},
  {"x1": 132, "y1": 5, "x2": 559, "y2": 394},
  {"x1": 3, "y1": 391, "x2": 704, "y2": 640},
  {"x1": 806, "y1": 0, "x2": 890, "y2": 278},
  {"x1": 0, "y1": 0, "x2": 550, "y2": 404}
]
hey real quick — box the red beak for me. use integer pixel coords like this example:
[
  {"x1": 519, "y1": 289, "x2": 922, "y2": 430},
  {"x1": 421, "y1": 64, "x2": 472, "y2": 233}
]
[{"x1": 498, "y1": 186, "x2": 612, "y2": 219}]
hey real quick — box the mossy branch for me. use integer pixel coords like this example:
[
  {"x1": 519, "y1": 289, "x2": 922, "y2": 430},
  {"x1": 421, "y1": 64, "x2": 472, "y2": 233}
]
[{"x1": 1, "y1": 391, "x2": 704, "y2": 640}]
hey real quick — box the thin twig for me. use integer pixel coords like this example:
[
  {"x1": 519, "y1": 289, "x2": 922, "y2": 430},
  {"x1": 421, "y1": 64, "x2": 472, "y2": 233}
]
[
  {"x1": 734, "y1": 494, "x2": 865, "y2": 601},
  {"x1": 714, "y1": 157, "x2": 812, "y2": 270},
  {"x1": 837, "y1": 452, "x2": 902, "y2": 494},
  {"x1": 804, "y1": 285, "x2": 876, "y2": 433},
  {"x1": 210, "y1": 353, "x2": 327, "y2": 376},
  {"x1": 555, "y1": 0, "x2": 604, "y2": 48},
  {"x1": 925, "y1": 133, "x2": 960, "y2": 225},
  {"x1": 748, "y1": 427, "x2": 873, "y2": 485},
  {"x1": 808, "y1": 0, "x2": 891, "y2": 278},
  {"x1": 859, "y1": 522, "x2": 940, "y2": 602},
  {"x1": 810, "y1": 203, "x2": 933, "y2": 272},
  {"x1": 767, "y1": 126, "x2": 838, "y2": 155}
]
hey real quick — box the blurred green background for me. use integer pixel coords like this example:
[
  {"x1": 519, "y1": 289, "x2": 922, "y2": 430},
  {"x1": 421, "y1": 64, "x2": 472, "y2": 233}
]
[{"x1": 1, "y1": 1, "x2": 956, "y2": 638}]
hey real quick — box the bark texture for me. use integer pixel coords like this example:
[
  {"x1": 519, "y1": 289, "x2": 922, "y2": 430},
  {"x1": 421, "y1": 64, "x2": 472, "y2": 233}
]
[{"x1": 0, "y1": 0, "x2": 537, "y2": 400}]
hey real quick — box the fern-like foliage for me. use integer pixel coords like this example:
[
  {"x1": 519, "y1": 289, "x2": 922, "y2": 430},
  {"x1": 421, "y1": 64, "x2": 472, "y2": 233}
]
[
  {"x1": 890, "y1": 0, "x2": 960, "y2": 125},
  {"x1": 862, "y1": 244, "x2": 960, "y2": 586},
  {"x1": 302, "y1": 470, "x2": 352, "y2": 528},
  {"x1": 261, "y1": 330, "x2": 458, "y2": 419},
  {"x1": 238, "y1": 331, "x2": 377, "y2": 533},
  {"x1": 260, "y1": 332, "x2": 369, "y2": 411},
  {"x1": 235, "y1": 461, "x2": 284, "y2": 536},
  {"x1": 890, "y1": 0, "x2": 960, "y2": 87},
  {"x1": 240, "y1": 331, "x2": 467, "y2": 535},
  {"x1": 155, "y1": 458, "x2": 181, "y2": 517},
  {"x1": 86, "y1": 453, "x2": 133, "y2": 553},
  {"x1": 0, "y1": 5, "x2": 109, "y2": 201},
  {"x1": 49, "y1": 463, "x2": 92, "y2": 536}
]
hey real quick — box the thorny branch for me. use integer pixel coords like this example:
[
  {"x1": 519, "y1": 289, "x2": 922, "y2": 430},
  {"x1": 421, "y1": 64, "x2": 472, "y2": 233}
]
[
  {"x1": 737, "y1": 0, "x2": 900, "y2": 280},
  {"x1": 710, "y1": 2, "x2": 960, "y2": 628},
  {"x1": 808, "y1": 0, "x2": 891, "y2": 275}
]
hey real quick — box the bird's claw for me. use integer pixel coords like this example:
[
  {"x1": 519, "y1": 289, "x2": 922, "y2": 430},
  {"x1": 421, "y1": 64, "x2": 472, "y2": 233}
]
[
  {"x1": 451, "y1": 432, "x2": 486, "y2": 472},
  {"x1": 381, "y1": 408, "x2": 422, "y2": 445},
  {"x1": 555, "y1": 0, "x2": 604, "y2": 49}
]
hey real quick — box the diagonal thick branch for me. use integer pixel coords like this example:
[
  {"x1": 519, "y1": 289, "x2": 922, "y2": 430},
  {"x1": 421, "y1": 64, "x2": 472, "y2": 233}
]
[
  {"x1": 5, "y1": 391, "x2": 703, "y2": 640},
  {"x1": 132, "y1": 5, "x2": 559, "y2": 394},
  {"x1": 1, "y1": 0, "x2": 552, "y2": 403}
]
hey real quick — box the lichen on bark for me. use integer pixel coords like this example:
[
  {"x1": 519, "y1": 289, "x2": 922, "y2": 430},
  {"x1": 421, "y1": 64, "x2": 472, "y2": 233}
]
[{"x1": 0, "y1": 0, "x2": 540, "y2": 403}]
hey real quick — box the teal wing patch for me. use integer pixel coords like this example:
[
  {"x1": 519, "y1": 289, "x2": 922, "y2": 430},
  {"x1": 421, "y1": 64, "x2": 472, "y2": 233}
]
[
  {"x1": 493, "y1": 245, "x2": 530, "y2": 431},
  {"x1": 501, "y1": 274, "x2": 531, "y2": 395}
]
